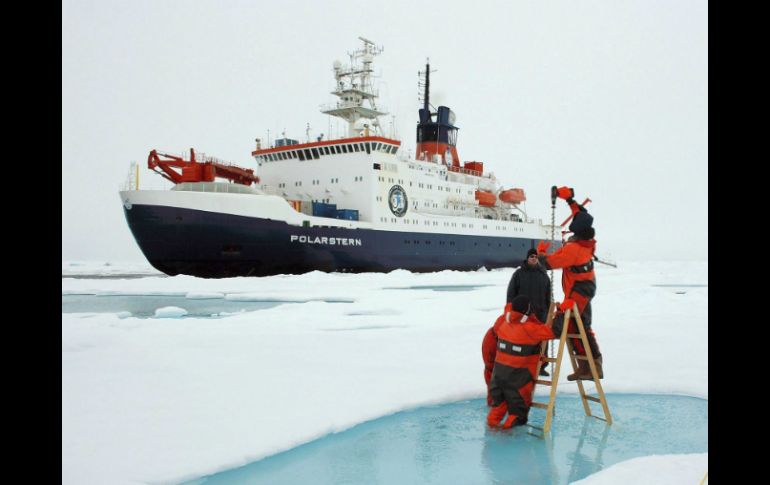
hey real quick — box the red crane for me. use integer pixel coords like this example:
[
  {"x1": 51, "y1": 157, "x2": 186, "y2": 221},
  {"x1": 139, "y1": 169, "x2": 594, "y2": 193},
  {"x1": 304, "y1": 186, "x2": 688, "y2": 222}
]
[{"x1": 147, "y1": 148, "x2": 259, "y2": 186}]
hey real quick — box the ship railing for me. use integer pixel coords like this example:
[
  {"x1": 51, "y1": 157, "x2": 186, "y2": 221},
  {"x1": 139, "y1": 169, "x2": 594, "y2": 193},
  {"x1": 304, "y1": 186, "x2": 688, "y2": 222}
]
[
  {"x1": 196, "y1": 152, "x2": 244, "y2": 168},
  {"x1": 320, "y1": 100, "x2": 384, "y2": 112},
  {"x1": 159, "y1": 149, "x2": 244, "y2": 169},
  {"x1": 447, "y1": 165, "x2": 493, "y2": 179},
  {"x1": 445, "y1": 196, "x2": 478, "y2": 206},
  {"x1": 329, "y1": 87, "x2": 381, "y2": 98},
  {"x1": 320, "y1": 101, "x2": 360, "y2": 111},
  {"x1": 172, "y1": 181, "x2": 260, "y2": 195}
]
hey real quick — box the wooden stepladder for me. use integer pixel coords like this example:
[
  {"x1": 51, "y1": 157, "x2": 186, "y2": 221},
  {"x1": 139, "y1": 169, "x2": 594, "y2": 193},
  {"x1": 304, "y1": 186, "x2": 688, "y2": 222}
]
[{"x1": 529, "y1": 302, "x2": 612, "y2": 435}]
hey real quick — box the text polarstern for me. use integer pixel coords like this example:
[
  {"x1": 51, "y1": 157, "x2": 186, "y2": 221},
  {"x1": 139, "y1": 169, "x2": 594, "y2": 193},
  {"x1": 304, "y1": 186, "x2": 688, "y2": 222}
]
[{"x1": 290, "y1": 235, "x2": 363, "y2": 246}]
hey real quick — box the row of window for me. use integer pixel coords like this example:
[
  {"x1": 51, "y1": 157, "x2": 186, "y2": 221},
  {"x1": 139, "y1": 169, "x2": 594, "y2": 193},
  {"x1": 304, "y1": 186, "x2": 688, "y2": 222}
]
[
  {"x1": 416, "y1": 201, "x2": 465, "y2": 210},
  {"x1": 279, "y1": 177, "x2": 360, "y2": 188},
  {"x1": 380, "y1": 217, "x2": 440, "y2": 225},
  {"x1": 374, "y1": 176, "x2": 471, "y2": 195},
  {"x1": 401, "y1": 240, "x2": 517, "y2": 248},
  {"x1": 376, "y1": 216, "x2": 525, "y2": 233},
  {"x1": 378, "y1": 176, "x2": 404, "y2": 184},
  {"x1": 375, "y1": 178, "x2": 473, "y2": 195},
  {"x1": 417, "y1": 183, "x2": 466, "y2": 194},
  {"x1": 257, "y1": 142, "x2": 398, "y2": 163}
]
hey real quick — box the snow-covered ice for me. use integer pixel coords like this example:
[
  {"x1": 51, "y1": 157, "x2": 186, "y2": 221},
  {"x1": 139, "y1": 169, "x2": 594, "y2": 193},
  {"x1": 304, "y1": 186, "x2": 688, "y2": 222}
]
[
  {"x1": 573, "y1": 453, "x2": 708, "y2": 485},
  {"x1": 61, "y1": 260, "x2": 707, "y2": 484},
  {"x1": 153, "y1": 306, "x2": 188, "y2": 318}
]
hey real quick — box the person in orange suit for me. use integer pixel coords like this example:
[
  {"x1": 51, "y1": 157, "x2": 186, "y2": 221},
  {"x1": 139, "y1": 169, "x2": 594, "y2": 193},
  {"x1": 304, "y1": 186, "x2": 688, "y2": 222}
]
[
  {"x1": 486, "y1": 295, "x2": 563, "y2": 429},
  {"x1": 537, "y1": 186, "x2": 602, "y2": 381}
]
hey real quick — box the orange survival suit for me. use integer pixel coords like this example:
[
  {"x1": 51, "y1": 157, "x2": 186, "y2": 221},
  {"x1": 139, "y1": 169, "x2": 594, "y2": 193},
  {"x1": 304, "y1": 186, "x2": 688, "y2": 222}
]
[
  {"x1": 538, "y1": 198, "x2": 600, "y2": 360},
  {"x1": 487, "y1": 296, "x2": 563, "y2": 429},
  {"x1": 482, "y1": 321, "x2": 501, "y2": 406}
]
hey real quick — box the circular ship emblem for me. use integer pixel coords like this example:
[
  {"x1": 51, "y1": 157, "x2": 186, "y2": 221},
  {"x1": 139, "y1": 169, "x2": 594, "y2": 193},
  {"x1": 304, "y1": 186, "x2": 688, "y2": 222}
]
[{"x1": 388, "y1": 185, "x2": 408, "y2": 217}]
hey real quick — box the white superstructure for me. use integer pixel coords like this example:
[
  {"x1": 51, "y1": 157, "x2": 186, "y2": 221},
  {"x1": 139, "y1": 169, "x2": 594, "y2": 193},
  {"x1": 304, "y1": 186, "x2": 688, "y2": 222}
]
[{"x1": 250, "y1": 37, "x2": 551, "y2": 241}]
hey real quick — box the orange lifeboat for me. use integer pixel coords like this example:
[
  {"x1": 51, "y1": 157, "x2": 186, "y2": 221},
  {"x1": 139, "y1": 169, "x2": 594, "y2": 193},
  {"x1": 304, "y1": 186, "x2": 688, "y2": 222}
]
[
  {"x1": 499, "y1": 188, "x2": 526, "y2": 204},
  {"x1": 475, "y1": 190, "x2": 497, "y2": 207}
]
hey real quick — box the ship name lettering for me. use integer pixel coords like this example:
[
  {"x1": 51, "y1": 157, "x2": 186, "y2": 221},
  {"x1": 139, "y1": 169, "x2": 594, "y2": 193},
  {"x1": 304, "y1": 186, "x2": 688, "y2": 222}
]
[{"x1": 290, "y1": 235, "x2": 362, "y2": 246}]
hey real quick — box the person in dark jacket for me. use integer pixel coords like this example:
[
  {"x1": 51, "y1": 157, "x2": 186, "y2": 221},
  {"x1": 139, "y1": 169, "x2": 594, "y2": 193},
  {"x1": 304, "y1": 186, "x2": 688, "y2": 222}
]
[
  {"x1": 507, "y1": 248, "x2": 552, "y2": 322},
  {"x1": 506, "y1": 247, "x2": 552, "y2": 376},
  {"x1": 487, "y1": 295, "x2": 564, "y2": 429},
  {"x1": 537, "y1": 186, "x2": 601, "y2": 381}
]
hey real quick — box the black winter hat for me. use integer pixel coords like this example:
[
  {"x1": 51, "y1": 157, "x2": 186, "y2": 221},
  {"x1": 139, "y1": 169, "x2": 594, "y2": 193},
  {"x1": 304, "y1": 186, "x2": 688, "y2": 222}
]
[
  {"x1": 569, "y1": 210, "x2": 593, "y2": 233},
  {"x1": 526, "y1": 248, "x2": 538, "y2": 258},
  {"x1": 511, "y1": 295, "x2": 531, "y2": 315},
  {"x1": 573, "y1": 226, "x2": 595, "y2": 240}
]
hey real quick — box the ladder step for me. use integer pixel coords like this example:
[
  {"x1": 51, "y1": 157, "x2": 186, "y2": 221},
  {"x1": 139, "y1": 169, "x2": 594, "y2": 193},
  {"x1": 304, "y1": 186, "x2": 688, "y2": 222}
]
[
  {"x1": 531, "y1": 402, "x2": 548, "y2": 409},
  {"x1": 566, "y1": 333, "x2": 583, "y2": 338},
  {"x1": 542, "y1": 357, "x2": 557, "y2": 363},
  {"x1": 590, "y1": 415, "x2": 608, "y2": 422},
  {"x1": 536, "y1": 379, "x2": 552, "y2": 386},
  {"x1": 584, "y1": 395, "x2": 602, "y2": 403},
  {"x1": 575, "y1": 355, "x2": 590, "y2": 360},
  {"x1": 526, "y1": 423, "x2": 544, "y2": 431}
]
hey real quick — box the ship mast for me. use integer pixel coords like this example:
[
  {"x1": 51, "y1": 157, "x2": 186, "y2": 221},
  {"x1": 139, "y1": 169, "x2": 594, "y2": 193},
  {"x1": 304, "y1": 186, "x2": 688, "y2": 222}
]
[
  {"x1": 421, "y1": 59, "x2": 431, "y2": 114},
  {"x1": 322, "y1": 37, "x2": 387, "y2": 138}
]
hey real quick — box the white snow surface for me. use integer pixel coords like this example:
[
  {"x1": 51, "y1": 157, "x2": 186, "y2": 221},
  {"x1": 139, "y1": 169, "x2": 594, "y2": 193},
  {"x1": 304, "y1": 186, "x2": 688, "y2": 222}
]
[
  {"x1": 571, "y1": 453, "x2": 708, "y2": 485},
  {"x1": 153, "y1": 306, "x2": 188, "y2": 318},
  {"x1": 62, "y1": 261, "x2": 708, "y2": 485}
]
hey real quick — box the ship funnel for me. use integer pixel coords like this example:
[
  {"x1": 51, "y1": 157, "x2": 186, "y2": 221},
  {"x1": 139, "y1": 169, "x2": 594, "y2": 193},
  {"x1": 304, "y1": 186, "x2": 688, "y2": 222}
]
[{"x1": 416, "y1": 103, "x2": 460, "y2": 167}]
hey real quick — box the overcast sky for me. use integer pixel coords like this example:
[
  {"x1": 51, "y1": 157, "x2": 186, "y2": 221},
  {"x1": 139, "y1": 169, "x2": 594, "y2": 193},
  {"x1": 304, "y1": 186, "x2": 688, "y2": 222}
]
[{"x1": 62, "y1": 0, "x2": 707, "y2": 262}]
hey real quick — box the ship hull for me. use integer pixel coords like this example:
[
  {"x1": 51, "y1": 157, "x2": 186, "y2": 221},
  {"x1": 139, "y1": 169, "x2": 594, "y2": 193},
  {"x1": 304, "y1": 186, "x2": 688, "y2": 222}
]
[{"x1": 123, "y1": 204, "x2": 545, "y2": 278}]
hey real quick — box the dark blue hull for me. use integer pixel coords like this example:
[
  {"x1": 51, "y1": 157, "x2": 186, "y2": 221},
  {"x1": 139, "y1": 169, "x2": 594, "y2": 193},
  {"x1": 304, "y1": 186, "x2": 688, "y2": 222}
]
[{"x1": 124, "y1": 204, "x2": 545, "y2": 278}]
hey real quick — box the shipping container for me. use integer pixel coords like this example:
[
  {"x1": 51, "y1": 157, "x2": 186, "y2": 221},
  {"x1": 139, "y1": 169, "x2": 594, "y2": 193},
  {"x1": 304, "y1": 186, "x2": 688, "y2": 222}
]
[
  {"x1": 312, "y1": 202, "x2": 337, "y2": 218},
  {"x1": 336, "y1": 209, "x2": 359, "y2": 221}
]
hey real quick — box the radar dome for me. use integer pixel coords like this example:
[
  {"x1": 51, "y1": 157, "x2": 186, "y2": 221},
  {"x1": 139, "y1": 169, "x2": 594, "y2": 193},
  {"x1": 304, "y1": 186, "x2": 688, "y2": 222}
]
[{"x1": 333, "y1": 60, "x2": 342, "y2": 70}]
